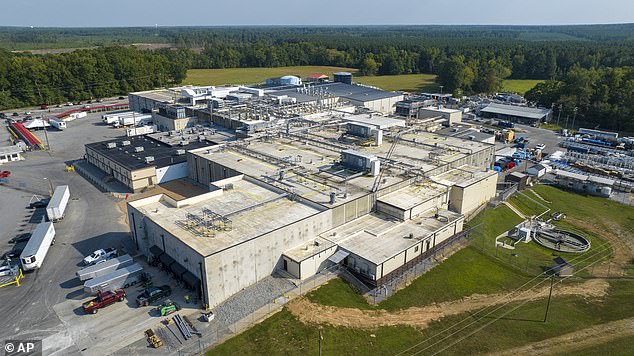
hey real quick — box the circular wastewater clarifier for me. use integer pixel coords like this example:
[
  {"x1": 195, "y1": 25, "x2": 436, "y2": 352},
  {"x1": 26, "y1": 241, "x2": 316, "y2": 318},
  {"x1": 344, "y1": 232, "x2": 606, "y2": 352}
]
[{"x1": 533, "y1": 229, "x2": 590, "y2": 253}]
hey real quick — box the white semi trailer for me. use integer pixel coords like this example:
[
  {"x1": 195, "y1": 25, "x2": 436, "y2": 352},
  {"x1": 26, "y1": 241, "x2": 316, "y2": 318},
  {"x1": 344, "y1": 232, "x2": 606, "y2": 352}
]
[
  {"x1": 20, "y1": 221, "x2": 56, "y2": 271},
  {"x1": 83, "y1": 263, "x2": 147, "y2": 294},
  {"x1": 46, "y1": 185, "x2": 70, "y2": 222},
  {"x1": 49, "y1": 118, "x2": 67, "y2": 130},
  {"x1": 76, "y1": 254, "x2": 134, "y2": 281}
]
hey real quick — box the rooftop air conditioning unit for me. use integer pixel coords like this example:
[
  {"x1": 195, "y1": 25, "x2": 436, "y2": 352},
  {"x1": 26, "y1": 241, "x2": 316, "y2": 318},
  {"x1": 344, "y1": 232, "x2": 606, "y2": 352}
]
[
  {"x1": 134, "y1": 146, "x2": 144, "y2": 152},
  {"x1": 106, "y1": 142, "x2": 117, "y2": 149},
  {"x1": 179, "y1": 140, "x2": 189, "y2": 146},
  {"x1": 176, "y1": 149, "x2": 186, "y2": 155},
  {"x1": 121, "y1": 140, "x2": 131, "y2": 146},
  {"x1": 145, "y1": 156, "x2": 155, "y2": 164}
]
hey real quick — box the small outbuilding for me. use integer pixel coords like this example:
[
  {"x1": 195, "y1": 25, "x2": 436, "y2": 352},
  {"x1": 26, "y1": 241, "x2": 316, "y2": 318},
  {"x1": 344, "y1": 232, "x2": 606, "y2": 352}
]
[
  {"x1": 527, "y1": 164, "x2": 548, "y2": 178},
  {"x1": 505, "y1": 171, "x2": 530, "y2": 190}
]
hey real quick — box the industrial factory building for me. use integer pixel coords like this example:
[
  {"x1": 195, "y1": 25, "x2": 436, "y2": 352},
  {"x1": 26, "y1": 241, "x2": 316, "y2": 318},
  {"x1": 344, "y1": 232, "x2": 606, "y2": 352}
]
[
  {"x1": 85, "y1": 131, "x2": 219, "y2": 192},
  {"x1": 480, "y1": 103, "x2": 552, "y2": 124},
  {"x1": 127, "y1": 120, "x2": 497, "y2": 308}
]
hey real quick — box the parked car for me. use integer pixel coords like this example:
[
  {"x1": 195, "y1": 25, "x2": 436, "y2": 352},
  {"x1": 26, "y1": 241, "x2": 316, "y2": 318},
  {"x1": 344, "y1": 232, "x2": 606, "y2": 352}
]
[
  {"x1": 83, "y1": 289, "x2": 126, "y2": 314},
  {"x1": 118, "y1": 96, "x2": 125, "y2": 100},
  {"x1": 0, "y1": 170, "x2": 10, "y2": 178},
  {"x1": 0, "y1": 265, "x2": 13, "y2": 277},
  {"x1": 40, "y1": 105, "x2": 49, "y2": 110},
  {"x1": 28, "y1": 198, "x2": 49, "y2": 209},
  {"x1": 535, "y1": 143, "x2": 546, "y2": 150},
  {"x1": 136, "y1": 285, "x2": 172, "y2": 306},
  {"x1": 12, "y1": 112, "x2": 18, "y2": 116},
  {"x1": 24, "y1": 111, "x2": 32, "y2": 115},
  {"x1": 83, "y1": 247, "x2": 118, "y2": 266},
  {"x1": 8, "y1": 233, "x2": 30, "y2": 244}
]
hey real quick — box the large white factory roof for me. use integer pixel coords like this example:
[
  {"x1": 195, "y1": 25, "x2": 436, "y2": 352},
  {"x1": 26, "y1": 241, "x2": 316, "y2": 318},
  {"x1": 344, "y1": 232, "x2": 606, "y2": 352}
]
[
  {"x1": 323, "y1": 210, "x2": 462, "y2": 265},
  {"x1": 129, "y1": 177, "x2": 325, "y2": 256}
]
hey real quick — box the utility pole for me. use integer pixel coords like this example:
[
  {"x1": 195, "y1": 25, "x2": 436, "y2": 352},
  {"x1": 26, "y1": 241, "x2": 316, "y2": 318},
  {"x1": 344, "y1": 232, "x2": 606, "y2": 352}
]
[
  {"x1": 43, "y1": 124, "x2": 50, "y2": 151},
  {"x1": 543, "y1": 275, "x2": 555, "y2": 322},
  {"x1": 318, "y1": 329, "x2": 323, "y2": 356},
  {"x1": 556, "y1": 104, "x2": 562, "y2": 126},
  {"x1": 571, "y1": 107, "x2": 578, "y2": 131}
]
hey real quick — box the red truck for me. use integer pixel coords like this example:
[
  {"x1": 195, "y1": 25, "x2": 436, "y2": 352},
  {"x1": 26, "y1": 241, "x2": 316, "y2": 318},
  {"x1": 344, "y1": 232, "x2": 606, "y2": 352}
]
[{"x1": 83, "y1": 289, "x2": 126, "y2": 314}]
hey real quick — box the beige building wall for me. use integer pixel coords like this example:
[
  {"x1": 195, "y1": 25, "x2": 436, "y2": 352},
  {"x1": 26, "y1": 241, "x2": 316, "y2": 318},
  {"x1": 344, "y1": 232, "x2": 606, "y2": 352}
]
[
  {"x1": 449, "y1": 172, "x2": 497, "y2": 215},
  {"x1": 298, "y1": 245, "x2": 338, "y2": 280}
]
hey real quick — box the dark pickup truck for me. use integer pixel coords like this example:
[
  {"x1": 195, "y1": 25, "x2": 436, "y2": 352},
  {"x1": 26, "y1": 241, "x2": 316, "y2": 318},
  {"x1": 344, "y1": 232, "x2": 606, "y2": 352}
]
[
  {"x1": 83, "y1": 289, "x2": 126, "y2": 314},
  {"x1": 136, "y1": 285, "x2": 171, "y2": 307}
]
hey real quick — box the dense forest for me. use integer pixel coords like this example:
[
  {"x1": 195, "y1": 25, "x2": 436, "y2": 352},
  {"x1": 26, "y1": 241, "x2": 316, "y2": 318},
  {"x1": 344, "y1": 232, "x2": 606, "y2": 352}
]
[
  {"x1": 526, "y1": 66, "x2": 634, "y2": 131},
  {"x1": 0, "y1": 47, "x2": 187, "y2": 109},
  {"x1": 1, "y1": 25, "x2": 633, "y2": 129}
]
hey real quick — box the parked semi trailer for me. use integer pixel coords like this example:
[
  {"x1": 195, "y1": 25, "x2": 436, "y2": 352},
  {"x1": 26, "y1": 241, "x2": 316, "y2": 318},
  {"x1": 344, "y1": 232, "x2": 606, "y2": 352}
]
[
  {"x1": 46, "y1": 185, "x2": 70, "y2": 222},
  {"x1": 20, "y1": 221, "x2": 56, "y2": 271},
  {"x1": 76, "y1": 254, "x2": 134, "y2": 281},
  {"x1": 49, "y1": 118, "x2": 67, "y2": 130},
  {"x1": 83, "y1": 263, "x2": 148, "y2": 294}
]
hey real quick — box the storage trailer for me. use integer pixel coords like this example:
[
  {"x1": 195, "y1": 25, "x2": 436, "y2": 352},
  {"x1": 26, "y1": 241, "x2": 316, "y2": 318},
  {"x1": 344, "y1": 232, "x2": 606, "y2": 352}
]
[
  {"x1": 76, "y1": 254, "x2": 134, "y2": 281},
  {"x1": 46, "y1": 185, "x2": 70, "y2": 222},
  {"x1": 20, "y1": 221, "x2": 56, "y2": 271},
  {"x1": 49, "y1": 118, "x2": 67, "y2": 130},
  {"x1": 83, "y1": 263, "x2": 147, "y2": 294}
]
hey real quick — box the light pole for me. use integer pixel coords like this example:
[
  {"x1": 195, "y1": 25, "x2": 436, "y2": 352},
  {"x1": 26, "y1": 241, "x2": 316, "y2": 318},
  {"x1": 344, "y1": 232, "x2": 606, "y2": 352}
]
[{"x1": 43, "y1": 177, "x2": 53, "y2": 197}]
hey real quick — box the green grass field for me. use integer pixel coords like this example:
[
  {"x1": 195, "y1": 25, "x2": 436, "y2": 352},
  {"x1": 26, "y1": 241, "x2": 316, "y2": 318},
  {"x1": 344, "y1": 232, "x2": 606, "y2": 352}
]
[
  {"x1": 183, "y1": 66, "x2": 356, "y2": 86},
  {"x1": 354, "y1": 73, "x2": 438, "y2": 92},
  {"x1": 306, "y1": 278, "x2": 374, "y2": 310},
  {"x1": 501, "y1": 79, "x2": 544, "y2": 95}
]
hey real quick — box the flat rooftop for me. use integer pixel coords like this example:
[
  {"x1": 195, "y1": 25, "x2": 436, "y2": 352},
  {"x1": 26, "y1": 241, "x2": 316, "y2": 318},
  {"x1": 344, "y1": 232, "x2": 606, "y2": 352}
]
[
  {"x1": 322, "y1": 210, "x2": 463, "y2": 265},
  {"x1": 283, "y1": 236, "x2": 336, "y2": 263},
  {"x1": 192, "y1": 137, "x2": 404, "y2": 206},
  {"x1": 377, "y1": 182, "x2": 447, "y2": 211},
  {"x1": 481, "y1": 103, "x2": 551, "y2": 120},
  {"x1": 431, "y1": 165, "x2": 497, "y2": 188},
  {"x1": 130, "y1": 89, "x2": 178, "y2": 103},
  {"x1": 85, "y1": 135, "x2": 215, "y2": 171},
  {"x1": 129, "y1": 177, "x2": 325, "y2": 256},
  {"x1": 308, "y1": 82, "x2": 403, "y2": 102}
]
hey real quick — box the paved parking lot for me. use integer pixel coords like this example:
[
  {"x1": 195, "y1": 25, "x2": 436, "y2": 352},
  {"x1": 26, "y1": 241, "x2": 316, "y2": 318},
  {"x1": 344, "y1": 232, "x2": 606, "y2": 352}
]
[{"x1": 0, "y1": 109, "x2": 147, "y2": 355}]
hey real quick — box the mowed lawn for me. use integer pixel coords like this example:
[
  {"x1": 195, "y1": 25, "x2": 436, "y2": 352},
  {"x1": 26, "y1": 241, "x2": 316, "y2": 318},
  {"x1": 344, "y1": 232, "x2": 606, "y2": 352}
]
[
  {"x1": 183, "y1": 66, "x2": 356, "y2": 86},
  {"x1": 501, "y1": 79, "x2": 544, "y2": 95},
  {"x1": 354, "y1": 73, "x2": 438, "y2": 92}
]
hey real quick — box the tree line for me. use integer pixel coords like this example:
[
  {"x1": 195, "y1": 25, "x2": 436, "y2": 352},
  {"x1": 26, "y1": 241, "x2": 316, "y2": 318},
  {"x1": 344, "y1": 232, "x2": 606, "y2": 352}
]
[
  {"x1": 0, "y1": 47, "x2": 187, "y2": 110},
  {"x1": 526, "y1": 66, "x2": 634, "y2": 132}
]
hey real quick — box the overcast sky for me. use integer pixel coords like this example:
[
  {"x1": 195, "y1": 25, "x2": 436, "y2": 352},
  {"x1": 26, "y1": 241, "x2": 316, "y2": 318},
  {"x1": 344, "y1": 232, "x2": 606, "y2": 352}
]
[{"x1": 1, "y1": 0, "x2": 633, "y2": 27}]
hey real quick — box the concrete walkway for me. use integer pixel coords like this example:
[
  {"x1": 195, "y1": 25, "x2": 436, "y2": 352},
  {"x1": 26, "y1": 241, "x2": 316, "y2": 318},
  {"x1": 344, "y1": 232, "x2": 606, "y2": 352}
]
[{"x1": 502, "y1": 201, "x2": 526, "y2": 219}]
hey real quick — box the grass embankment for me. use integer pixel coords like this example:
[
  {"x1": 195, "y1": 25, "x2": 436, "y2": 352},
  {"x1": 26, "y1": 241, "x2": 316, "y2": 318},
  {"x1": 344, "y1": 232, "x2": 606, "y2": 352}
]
[
  {"x1": 501, "y1": 79, "x2": 544, "y2": 95},
  {"x1": 183, "y1": 66, "x2": 356, "y2": 86},
  {"x1": 208, "y1": 280, "x2": 634, "y2": 355},
  {"x1": 306, "y1": 278, "x2": 373, "y2": 310}
]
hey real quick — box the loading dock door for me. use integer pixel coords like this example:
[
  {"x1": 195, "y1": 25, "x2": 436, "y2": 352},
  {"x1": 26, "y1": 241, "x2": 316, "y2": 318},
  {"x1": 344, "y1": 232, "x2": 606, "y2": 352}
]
[{"x1": 328, "y1": 250, "x2": 350, "y2": 264}]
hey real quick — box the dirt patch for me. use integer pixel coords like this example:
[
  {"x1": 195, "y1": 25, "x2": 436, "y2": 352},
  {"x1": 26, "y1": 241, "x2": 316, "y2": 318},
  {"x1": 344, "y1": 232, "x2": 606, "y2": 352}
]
[
  {"x1": 568, "y1": 217, "x2": 634, "y2": 276},
  {"x1": 488, "y1": 316, "x2": 634, "y2": 356},
  {"x1": 287, "y1": 279, "x2": 609, "y2": 329}
]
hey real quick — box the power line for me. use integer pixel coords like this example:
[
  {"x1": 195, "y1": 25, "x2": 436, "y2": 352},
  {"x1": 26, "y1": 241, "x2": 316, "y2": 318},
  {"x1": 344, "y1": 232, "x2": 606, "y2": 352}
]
[
  {"x1": 399, "y1": 243, "x2": 612, "y2": 355},
  {"x1": 425, "y1": 254, "x2": 612, "y2": 356},
  {"x1": 395, "y1": 241, "x2": 612, "y2": 356}
]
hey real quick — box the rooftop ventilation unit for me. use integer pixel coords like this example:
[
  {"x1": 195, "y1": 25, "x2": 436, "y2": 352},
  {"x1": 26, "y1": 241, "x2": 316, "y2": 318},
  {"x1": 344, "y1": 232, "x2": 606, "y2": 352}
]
[
  {"x1": 106, "y1": 142, "x2": 117, "y2": 149},
  {"x1": 176, "y1": 149, "x2": 186, "y2": 155},
  {"x1": 121, "y1": 140, "x2": 131, "y2": 146},
  {"x1": 145, "y1": 156, "x2": 155, "y2": 164},
  {"x1": 179, "y1": 140, "x2": 189, "y2": 146},
  {"x1": 134, "y1": 146, "x2": 144, "y2": 153}
]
